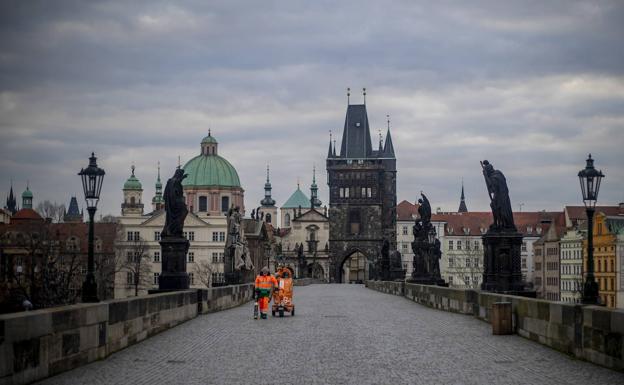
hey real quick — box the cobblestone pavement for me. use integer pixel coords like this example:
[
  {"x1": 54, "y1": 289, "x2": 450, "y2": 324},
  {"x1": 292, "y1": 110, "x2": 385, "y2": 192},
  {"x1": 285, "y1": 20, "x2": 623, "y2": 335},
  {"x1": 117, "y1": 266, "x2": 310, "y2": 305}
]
[{"x1": 38, "y1": 285, "x2": 623, "y2": 385}]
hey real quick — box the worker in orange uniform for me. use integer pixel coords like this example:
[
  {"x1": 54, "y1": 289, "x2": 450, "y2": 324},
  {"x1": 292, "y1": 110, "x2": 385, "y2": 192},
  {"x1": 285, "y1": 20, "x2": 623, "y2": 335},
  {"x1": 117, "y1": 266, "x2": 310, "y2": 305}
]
[{"x1": 254, "y1": 267, "x2": 278, "y2": 319}]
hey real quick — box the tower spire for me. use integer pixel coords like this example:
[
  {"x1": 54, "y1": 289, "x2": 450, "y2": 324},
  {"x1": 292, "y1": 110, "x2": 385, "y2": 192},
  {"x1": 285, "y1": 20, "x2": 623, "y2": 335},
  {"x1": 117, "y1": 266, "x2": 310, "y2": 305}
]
[
  {"x1": 363, "y1": 87, "x2": 366, "y2": 104},
  {"x1": 347, "y1": 87, "x2": 351, "y2": 105},
  {"x1": 261, "y1": 164, "x2": 276, "y2": 207},
  {"x1": 310, "y1": 164, "x2": 321, "y2": 208},
  {"x1": 458, "y1": 179, "x2": 468, "y2": 213},
  {"x1": 382, "y1": 117, "x2": 395, "y2": 158},
  {"x1": 328, "y1": 130, "x2": 334, "y2": 158}
]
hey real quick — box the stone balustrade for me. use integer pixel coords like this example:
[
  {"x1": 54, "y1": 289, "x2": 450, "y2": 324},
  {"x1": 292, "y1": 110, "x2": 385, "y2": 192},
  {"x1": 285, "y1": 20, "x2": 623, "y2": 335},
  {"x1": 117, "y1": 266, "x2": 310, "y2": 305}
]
[
  {"x1": 366, "y1": 280, "x2": 623, "y2": 372},
  {"x1": 0, "y1": 283, "x2": 254, "y2": 385}
]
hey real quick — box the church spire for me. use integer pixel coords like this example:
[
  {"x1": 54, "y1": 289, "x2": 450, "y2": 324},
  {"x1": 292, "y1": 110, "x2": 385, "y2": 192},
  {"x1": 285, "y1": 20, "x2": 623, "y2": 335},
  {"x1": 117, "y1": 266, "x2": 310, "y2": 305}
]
[
  {"x1": 382, "y1": 116, "x2": 395, "y2": 158},
  {"x1": 327, "y1": 130, "x2": 334, "y2": 158},
  {"x1": 310, "y1": 165, "x2": 322, "y2": 208},
  {"x1": 458, "y1": 180, "x2": 468, "y2": 213},
  {"x1": 152, "y1": 161, "x2": 164, "y2": 211},
  {"x1": 5, "y1": 180, "x2": 17, "y2": 214},
  {"x1": 261, "y1": 164, "x2": 276, "y2": 207}
]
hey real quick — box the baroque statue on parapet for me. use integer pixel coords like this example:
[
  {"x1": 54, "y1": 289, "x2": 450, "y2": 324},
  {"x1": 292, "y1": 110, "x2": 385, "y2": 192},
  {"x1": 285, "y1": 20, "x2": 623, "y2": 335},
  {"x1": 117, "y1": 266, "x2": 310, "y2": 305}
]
[
  {"x1": 417, "y1": 192, "x2": 431, "y2": 227},
  {"x1": 226, "y1": 205, "x2": 253, "y2": 271},
  {"x1": 161, "y1": 168, "x2": 188, "y2": 238},
  {"x1": 481, "y1": 160, "x2": 516, "y2": 231}
]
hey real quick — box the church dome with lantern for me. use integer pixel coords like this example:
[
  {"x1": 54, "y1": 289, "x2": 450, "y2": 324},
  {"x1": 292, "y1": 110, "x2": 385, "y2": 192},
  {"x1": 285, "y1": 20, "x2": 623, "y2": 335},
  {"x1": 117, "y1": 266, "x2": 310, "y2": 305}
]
[{"x1": 181, "y1": 132, "x2": 244, "y2": 216}]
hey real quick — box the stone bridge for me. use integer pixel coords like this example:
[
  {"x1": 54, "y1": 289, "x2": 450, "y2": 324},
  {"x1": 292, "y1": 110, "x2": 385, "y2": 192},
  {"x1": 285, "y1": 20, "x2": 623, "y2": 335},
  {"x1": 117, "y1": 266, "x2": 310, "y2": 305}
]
[{"x1": 32, "y1": 285, "x2": 620, "y2": 385}]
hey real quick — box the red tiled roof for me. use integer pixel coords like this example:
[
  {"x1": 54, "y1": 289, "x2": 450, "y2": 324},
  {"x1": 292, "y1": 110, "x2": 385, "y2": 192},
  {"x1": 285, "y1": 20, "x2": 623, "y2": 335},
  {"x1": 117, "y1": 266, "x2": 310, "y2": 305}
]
[
  {"x1": 397, "y1": 200, "x2": 420, "y2": 221},
  {"x1": 430, "y1": 211, "x2": 565, "y2": 237},
  {"x1": 11, "y1": 209, "x2": 44, "y2": 221},
  {"x1": 565, "y1": 205, "x2": 623, "y2": 222}
]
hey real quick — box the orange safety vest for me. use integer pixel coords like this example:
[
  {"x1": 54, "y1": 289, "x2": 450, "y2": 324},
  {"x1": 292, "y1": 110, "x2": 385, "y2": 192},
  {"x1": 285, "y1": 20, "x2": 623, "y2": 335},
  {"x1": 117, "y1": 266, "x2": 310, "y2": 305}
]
[{"x1": 255, "y1": 275, "x2": 278, "y2": 296}]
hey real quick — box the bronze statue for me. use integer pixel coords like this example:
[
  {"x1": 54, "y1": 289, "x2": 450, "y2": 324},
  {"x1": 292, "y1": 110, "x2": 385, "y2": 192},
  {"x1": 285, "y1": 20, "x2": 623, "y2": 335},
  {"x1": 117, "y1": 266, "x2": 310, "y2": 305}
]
[
  {"x1": 481, "y1": 160, "x2": 516, "y2": 231},
  {"x1": 161, "y1": 168, "x2": 188, "y2": 238},
  {"x1": 417, "y1": 192, "x2": 431, "y2": 227}
]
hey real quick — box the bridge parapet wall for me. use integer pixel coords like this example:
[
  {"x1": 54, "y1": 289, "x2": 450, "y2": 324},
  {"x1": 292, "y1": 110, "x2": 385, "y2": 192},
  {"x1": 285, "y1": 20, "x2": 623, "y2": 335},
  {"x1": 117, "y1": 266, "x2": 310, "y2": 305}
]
[
  {"x1": 366, "y1": 281, "x2": 624, "y2": 372},
  {"x1": 0, "y1": 283, "x2": 254, "y2": 385}
]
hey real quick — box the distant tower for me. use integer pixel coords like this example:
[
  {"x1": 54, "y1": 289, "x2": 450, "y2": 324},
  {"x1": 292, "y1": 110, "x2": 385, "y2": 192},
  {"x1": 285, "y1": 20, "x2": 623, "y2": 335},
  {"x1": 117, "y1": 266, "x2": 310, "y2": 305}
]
[
  {"x1": 326, "y1": 95, "x2": 397, "y2": 282},
  {"x1": 458, "y1": 181, "x2": 468, "y2": 213},
  {"x1": 310, "y1": 165, "x2": 322, "y2": 208},
  {"x1": 259, "y1": 165, "x2": 277, "y2": 224},
  {"x1": 64, "y1": 196, "x2": 84, "y2": 222},
  {"x1": 151, "y1": 162, "x2": 164, "y2": 211},
  {"x1": 21, "y1": 184, "x2": 33, "y2": 209},
  {"x1": 121, "y1": 165, "x2": 144, "y2": 216},
  {"x1": 5, "y1": 182, "x2": 17, "y2": 214}
]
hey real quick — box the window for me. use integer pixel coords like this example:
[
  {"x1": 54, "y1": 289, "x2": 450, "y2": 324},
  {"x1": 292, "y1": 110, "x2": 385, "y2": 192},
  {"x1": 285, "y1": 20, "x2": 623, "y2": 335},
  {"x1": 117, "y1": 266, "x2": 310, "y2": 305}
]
[
  {"x1": 448, "y1": 240, "x2": 454, "y2": 250},
  {"x1": 212, "y1": 252, "x2": 218, "y2": 263},
  {"x1": 284, "y1": 213, "x2": 291, "y2": 227},
  {"x1": 219, "y1": 232, "x2": 225, "y2": 242},
  {"x1": 221, "y1": 196, "x2": 230, "y2": 213},
  {"x1": 154, "y1": 252, "x2": 160, "y2": 263},
  {"x1": 402, "y1": 226, "x2": 408, "y2": 235},
  {"x1": 367, "y1": 188, "x2": 372, "y2": 198},
  {"x1": 457, "y1": 241, "x2": 462, "y2": 251},
  {"x1": 448, "y1": 276, "x2": 453, "y2": 285},
  {"x1": 402, "y1": 243, "x2": 408, "y2": 251},
  {"x1": 154, "y1": 232, "x2": 161, "y2": 241},
  {"x1": 465, "y1": 258, "x2": 471, "y2": 268},
  {"x1": 474, "y1": 241, "x2": 480, "y2": 251},
  {"x1": 345, "y1": 187, "x2": 350, "y2": 198},
  {"x1": 521, "y1": 242, "x2": 527, "y2": 252},
  {"x1": 188, "y1": 252, "x2": 195, "y2": 263},
  {"x1": 466, "y1": 240, "x2": 471, "y2": 250},
  {"x1": 127, "y1": 251, "x2": 134, "y2": 263},
  {"x1": 199, "y1": 196, "x2": 208, "y2": 212},
  {"x1": 212, "y1": 232, "x2": 219, "y2": 242},
  {"x1": 535, "y1": 262, "x2": 542, "y2": 271},
  {"x1": 153, "y1": 273, "x2": 159, "y2": 285},
  {"x1": 449, "y1": 257, "x2": 454, "y2": 267},
  {"x1": 134, "y1": 231, "x2": 140, "y2": 241},
  {"x1": 127, "y1": 232, "x2": 133, "y2": 241},
  {"x1": 349, "y1": 209, "x2": 361, "y2": 235},
  {"x1": 127, "y1": 272, "x2": 133, "y2": 285},
  {"x1": 188, "y1": 232, "x2": 195, "y2": 241},
  {"x1": 189, "y1": 272, "x2": 194, "y2": 285},
  {"x1": 339, "y1": 188, "x2": 344, "y2": 198},
  {"x1": 361, "y1": 187, "x2": 366, "y2": 197}
]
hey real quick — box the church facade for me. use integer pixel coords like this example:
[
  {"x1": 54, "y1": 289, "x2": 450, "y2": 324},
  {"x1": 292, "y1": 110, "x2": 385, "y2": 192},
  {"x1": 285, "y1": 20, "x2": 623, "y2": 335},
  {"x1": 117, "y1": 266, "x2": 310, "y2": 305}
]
[{"x1": 326, "y1": 101, "x2": 397, "y2": 282}]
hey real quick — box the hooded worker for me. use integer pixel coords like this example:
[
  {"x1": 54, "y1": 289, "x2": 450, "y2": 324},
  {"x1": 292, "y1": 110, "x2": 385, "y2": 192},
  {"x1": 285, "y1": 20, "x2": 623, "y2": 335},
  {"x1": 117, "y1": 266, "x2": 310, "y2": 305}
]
[{"x1": 254, "y1": 267, "x2": 278, "y2": 319}]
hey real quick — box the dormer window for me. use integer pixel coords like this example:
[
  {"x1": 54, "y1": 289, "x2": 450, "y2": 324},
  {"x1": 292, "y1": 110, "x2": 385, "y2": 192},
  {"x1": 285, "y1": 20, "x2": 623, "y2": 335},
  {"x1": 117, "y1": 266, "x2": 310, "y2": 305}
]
[
  {"x1": 536, "y1": 226, "x2": 542, "y2": 235},
  {"x1": 527, "y1": 226, "x2": 533, "y2": 234},
  {"x1": 355, "y1": 122, "x2": 361, "y2": 127}
]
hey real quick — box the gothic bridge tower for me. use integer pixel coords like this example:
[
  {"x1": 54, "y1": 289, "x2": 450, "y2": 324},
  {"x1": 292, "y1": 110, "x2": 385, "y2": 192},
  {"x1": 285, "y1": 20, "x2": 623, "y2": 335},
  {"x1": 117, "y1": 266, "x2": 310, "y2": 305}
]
[{"x1": 326, "y1": 91, "x2": 397, "y2": 283}]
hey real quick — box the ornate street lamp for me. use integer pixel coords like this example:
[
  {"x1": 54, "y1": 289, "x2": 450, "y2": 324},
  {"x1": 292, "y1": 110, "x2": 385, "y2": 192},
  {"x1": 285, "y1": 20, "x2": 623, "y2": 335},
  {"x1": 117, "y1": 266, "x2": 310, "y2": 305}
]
[
  {"x1": 578, "y1": 154, "x2": 604, "y2": 305},
  {"x1": 79, "y1": 152, "x2": 105, "y2": 302}
]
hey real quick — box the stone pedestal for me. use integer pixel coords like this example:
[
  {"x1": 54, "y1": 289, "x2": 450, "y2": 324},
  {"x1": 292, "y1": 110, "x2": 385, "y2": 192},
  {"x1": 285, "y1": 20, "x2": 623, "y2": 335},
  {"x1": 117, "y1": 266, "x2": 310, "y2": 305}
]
[
  {"x1": 158, "y1": 237, "x2": 190, "y2": 291},
  {"x1": 481, "y1": 230, "x2": 532, "y2": 295}
]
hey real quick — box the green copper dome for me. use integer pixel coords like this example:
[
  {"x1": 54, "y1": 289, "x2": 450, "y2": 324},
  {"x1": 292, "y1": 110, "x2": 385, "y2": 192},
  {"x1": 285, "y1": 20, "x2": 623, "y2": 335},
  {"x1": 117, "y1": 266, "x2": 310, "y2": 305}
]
[
  {"x1": 201, "y1": 135, "x2": 218, "y2": 144},
  {"x1": 22, "y1": 187, "x2": 33, "y2": 199},
  {"x1": 182, "y1": 155, "x2": 241, "y2": 188},
  {"x1": 123, "y1": 166, "x2": 142, "y2": 190}
]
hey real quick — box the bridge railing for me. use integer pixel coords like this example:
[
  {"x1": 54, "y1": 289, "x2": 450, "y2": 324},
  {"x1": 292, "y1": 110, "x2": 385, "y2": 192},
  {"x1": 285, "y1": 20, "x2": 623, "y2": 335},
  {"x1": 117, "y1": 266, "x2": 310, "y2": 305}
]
[
  {"x1": 0, "y1": 283, "x2": 254, "y2": 385},
  {"x1": 366, "y1": 280, "x2": 624, "y2": 372}
]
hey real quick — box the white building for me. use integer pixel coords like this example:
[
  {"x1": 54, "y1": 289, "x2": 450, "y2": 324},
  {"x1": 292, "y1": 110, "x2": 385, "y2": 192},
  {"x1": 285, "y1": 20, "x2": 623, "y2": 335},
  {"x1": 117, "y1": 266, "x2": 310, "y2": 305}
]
[
  {"x1": 559, "y1": 228, "x2": 584, "y2": 304},
  {"x1": 115, "y1": 133, "x2": 243, "y2": 298}
]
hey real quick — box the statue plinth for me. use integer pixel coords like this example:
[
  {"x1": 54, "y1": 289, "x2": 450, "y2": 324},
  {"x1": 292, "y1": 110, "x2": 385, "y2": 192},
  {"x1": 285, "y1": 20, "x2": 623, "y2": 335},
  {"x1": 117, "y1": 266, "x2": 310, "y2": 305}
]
[
  {"x1": 481, "y1": 229, "x2": 534, "y2": 296},
  {"x1": 158, "y1": 236, "x2": 190, "y2": 291}
]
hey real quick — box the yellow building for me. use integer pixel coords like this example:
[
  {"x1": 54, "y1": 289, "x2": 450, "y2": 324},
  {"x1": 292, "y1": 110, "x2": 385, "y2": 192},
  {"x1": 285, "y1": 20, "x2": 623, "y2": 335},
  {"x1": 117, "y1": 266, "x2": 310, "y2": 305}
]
[{"x1": 584, "y1": 212, "x2": 624, "y2": 308}]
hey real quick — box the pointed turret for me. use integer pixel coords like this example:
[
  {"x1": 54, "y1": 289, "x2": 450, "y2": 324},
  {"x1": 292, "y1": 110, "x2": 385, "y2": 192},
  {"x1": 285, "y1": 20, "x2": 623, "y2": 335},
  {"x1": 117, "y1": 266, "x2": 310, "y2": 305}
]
[
  {"x1": 5, "y1": 182, "x2": 17, "y2": 214},
  {"x1": 261, "y1": 165, "x2": 276, "y2": 207},
  {"x1": 121, "y1": 165, "x2": 144, "y2": 216},
  {"x1": 382, "y1": 128, "x2": 395, "y2": 158},
  {"x1": 151, "y1": 162, "x2": 164, "y2": 211},
  {"x1": 310, "y1": 166, "x2": 322, "y2": 208},
  {"x1": 458, "y1": 182, "x2": 468, "y2": 213},
  {"x1": 64, "y1": 196, "x2": 83, "y2": 222}
]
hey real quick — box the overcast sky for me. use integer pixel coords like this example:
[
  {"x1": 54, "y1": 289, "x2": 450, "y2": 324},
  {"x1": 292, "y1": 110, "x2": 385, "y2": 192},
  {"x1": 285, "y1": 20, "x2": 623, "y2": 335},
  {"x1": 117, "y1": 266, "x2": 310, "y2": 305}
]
[{"x1": 1, "y1": 1, "x2": 623, "y2": 218}]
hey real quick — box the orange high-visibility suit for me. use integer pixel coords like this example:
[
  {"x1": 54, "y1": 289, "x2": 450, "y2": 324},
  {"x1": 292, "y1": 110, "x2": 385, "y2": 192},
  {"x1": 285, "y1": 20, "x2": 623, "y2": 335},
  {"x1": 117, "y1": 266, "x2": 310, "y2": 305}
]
[{"x1": 255, "y1": 274, "x2": 278, "y2": 315}]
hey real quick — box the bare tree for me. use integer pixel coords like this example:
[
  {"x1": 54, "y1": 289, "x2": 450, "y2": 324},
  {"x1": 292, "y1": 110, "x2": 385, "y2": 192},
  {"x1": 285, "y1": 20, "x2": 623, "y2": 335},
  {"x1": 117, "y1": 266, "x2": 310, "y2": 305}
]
[
  {"x1": 119, "y1": 237, "x2": 152, "y2": 296},
  {"x1": 194, "y1": 260, "x2": 213, "y2": 288},
  {"x1": 447, "y1": 240, "x2": 484, "y2": 289},
  {"x1": 99, "y1": 214, "x2": 119, "y2": 223},
  {"x1": 35, "y1": 201, "x2": 66, "y2": 223}
]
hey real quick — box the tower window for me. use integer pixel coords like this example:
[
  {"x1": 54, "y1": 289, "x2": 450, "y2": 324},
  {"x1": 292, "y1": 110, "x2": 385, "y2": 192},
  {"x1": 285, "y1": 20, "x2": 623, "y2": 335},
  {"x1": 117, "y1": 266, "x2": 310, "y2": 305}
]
[
  {"x1": 221, "y1": 196, "x2": 230, "y2": 213},
  {"x1": 199, "y1": 196, "x2": 207, "y2": 212},
  {"x1": 285, "y1": 213, "x2": 291, "y2": 227},
  {"x1": 349, "y1": 209, "x2": 361, "y2": 235}
]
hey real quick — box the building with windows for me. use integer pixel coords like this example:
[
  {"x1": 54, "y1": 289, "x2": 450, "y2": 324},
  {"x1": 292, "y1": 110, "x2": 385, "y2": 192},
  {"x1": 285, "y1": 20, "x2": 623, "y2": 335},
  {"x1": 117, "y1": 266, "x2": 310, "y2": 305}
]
[
  {"x1": 534, "y1": 224, "x2": 563, "y2": 301},
  {"x1": 116, "y1": 133, "x2": 244, "y2": 298},
  {"x1": 585, "y1": 212, "x2": 624, "y2": 308},
  {"x1": 616, "y1": 228, "x2": 624, "y2": 309},
  {"x1": 326, "y1": 100, "x2": 397, "y2": 283},
  {"x1": 560, "y1": 228, "x2": 584, "y2": 304},
  {"x1": 396, "y1": 200, "x2": 419, "y2": 277}
]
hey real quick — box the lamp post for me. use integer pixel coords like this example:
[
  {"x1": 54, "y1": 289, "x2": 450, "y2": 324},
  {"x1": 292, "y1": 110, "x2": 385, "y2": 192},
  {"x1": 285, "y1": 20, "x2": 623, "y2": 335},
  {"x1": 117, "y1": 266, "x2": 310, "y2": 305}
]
[
  {"x1": 578, "y1": 154, "x2": 604, "y2": 305},
  {"x1": 79, "y1": 152, "x2": 105, "y2": 302}
]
